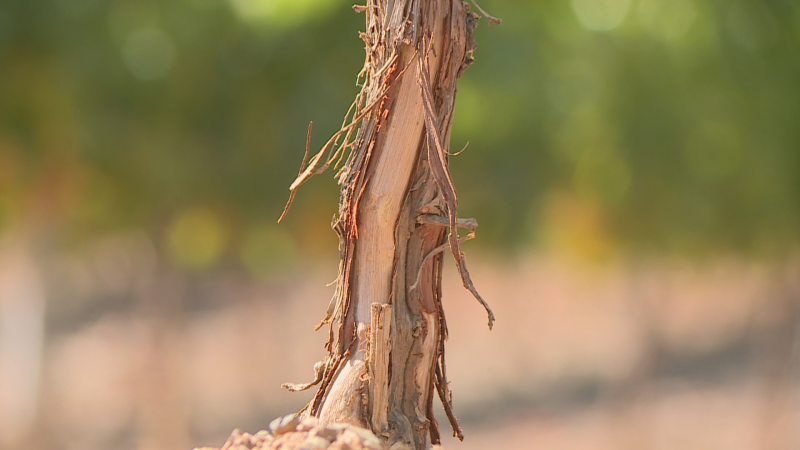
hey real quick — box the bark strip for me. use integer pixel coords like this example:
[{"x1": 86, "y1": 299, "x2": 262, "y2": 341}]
[{"x1": 368, "y1": 303, "x2": 392, "y2": 434}]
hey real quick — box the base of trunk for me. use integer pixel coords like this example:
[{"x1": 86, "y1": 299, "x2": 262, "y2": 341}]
[{"x1": 197, "y1": 418, "x2": 447, "y2": 450}]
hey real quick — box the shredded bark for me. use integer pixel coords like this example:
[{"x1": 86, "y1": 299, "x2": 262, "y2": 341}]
[
  {"x1": 417, "y1": 44, "x2": 494, "y2": 330},
  {"x1": 277, "y1": 1, "x2": 500, "y2": 447},
  {"x1": 277, "y1": 121, "x2": 313, "y2": 224}
]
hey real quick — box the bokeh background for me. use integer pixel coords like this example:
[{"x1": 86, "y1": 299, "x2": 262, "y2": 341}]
[{"x1": 1, "y1": 0, "x2": 799, "y2": 449}]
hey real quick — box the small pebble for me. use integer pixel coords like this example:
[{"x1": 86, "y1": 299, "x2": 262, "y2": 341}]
[
  {"x1": 238, "y1": 432, "x2": 253, "y2": 447},
  {"x1": 221, "y1": 429, "x2": 252, "y2": 450},
  {"x1": 296, "y1": 416, "x2": 320, "y2": 432},
  {"x1": 312, "y1": 426, "x2": 341, "y2": 441},
  {"x1": 269, "y1": 414, "x2": 301, "y2": 436},
  {"x1": 251, "y1": 430, "x2": 271, "y2": 445},
  {"x1": 298, "y1": 436, "x2": 331, "y2": 450},
  {"x1": 337, "y1": 429, "x2": 362, "y2": 447},
  {"x1": 346, "y1": 427, "x2": 381, "y2": 448}
]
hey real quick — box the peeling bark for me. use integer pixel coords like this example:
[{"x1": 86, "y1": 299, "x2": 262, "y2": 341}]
[{"x1": 280, "y1": 1, "x2": 496, "y2": 448}]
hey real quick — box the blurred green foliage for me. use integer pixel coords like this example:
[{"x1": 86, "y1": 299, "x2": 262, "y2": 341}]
[{"x1": 1, "y1": 0, "x2": 798, "y2": 272}]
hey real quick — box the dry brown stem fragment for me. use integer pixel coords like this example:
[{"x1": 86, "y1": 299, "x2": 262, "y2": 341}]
[{"x1": 469, "y1": 0, "x2": 502, "y2": 26}]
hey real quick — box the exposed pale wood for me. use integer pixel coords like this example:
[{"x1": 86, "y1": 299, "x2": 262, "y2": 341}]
[{"x1": 351, "y1": 35, "x2": 446, "y2": 329}]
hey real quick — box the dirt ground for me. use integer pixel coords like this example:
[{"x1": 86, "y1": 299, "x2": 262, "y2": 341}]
[
  {"x1": 197, "y1": 417, "x2": 392, "y2": 450},
  {"x1": 1, "y1": 242, "x2": 798, "y2": 450}
]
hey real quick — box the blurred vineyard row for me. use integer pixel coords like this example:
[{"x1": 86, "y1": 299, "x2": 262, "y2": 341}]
[{"x1": 2, "y1": 0, "x2": 799, "y2": 270}]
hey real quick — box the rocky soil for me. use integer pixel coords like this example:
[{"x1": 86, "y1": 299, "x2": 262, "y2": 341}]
[{"x1": 196, "y1": 415, "x2": 443, "y2": 450}]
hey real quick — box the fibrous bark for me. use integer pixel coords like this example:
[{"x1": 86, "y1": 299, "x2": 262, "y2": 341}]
[{"x1": 280, "y1": 2, "x2": 498, "y2": 449}]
